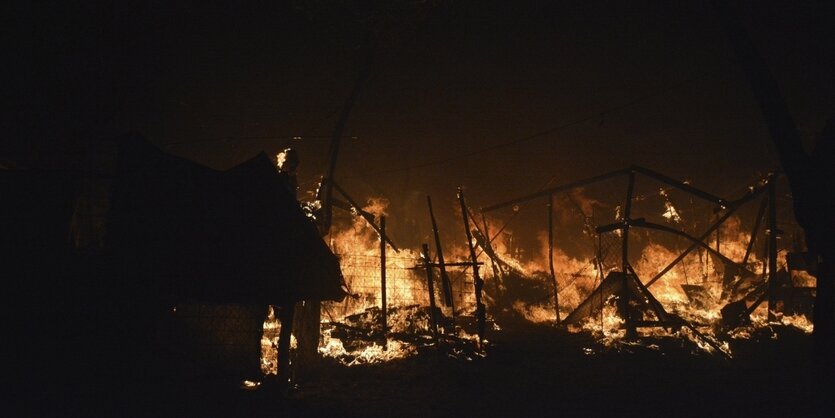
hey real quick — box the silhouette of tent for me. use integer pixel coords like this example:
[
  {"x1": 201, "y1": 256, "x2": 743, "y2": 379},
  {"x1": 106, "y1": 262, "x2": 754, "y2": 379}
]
[{"x1": 107, "y1": 132, "x2": 346, "y2": 308}]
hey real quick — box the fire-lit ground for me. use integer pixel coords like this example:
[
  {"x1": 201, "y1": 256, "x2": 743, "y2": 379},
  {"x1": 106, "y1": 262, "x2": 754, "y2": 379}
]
[
  {"x1": 106, "y1": 318, "x2": 830, "y2": 418},
  {"x1": 285, "y1": 324, "x2": 827, "y2": 418}
]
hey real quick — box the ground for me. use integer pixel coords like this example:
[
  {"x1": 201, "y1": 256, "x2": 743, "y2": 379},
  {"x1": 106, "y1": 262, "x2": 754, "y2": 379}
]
[{"x1": 21, "y1": 318, "x2": 833, "y2": 417}]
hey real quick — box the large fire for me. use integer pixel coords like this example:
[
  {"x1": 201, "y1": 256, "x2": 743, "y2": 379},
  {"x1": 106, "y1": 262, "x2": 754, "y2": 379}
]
[
  {"x1": 264, "y1": 175, "x2": 814, "y2": 372},
  {"x1": 313, "y1": 198, "x2": 482, "y2": 366},
  {"x1": 479, "y1": 184, "x2": 813, "y2": 356}
]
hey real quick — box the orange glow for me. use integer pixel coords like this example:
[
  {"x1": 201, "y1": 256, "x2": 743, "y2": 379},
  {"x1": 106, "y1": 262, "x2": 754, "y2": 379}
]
[{"x1": 266, "y1": 189, "x2": 812, "y2": 366}]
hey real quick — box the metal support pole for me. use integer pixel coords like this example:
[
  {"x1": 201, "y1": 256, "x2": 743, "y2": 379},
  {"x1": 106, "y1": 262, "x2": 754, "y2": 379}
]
[
  {"x1": 622, "y1": 170, "x2": 637, "y2": 338},
  {"x1": 333, "y1": 181, "x2": 399, "y2": 251},
  {"x1": 767, "y1": 175, "x2": 778, "y2": 322},
  {"x1": 458, "y1": 187, "x2": 486, "y2": 344},
  {"x1": 596, "y1": 226, "x2": 605, "y2": 330},
  {"x1": 427, "y1": 196, "x2": 455, "y2": 315},
  {"x1": 548, "y1": 194, "x2": 560, "y2": 325},
  {"x1": 421, "y1": 244, "x2": 439, "y2": 337},
  {"x1": 482, "y1": 213, "x2": 502, "y2": 301},
  {"x1": 743, "y1": 196, "x2": 769, "y2": 266},
  {"x1": 380, "y1": 216, "x2": 387, "y2": 342},
  {"x1": 320, "y1": 52, "x2": 372, "y2": 235},
  {"x1": 644, "y1": 183, "x2": 767, "y2": 288}
]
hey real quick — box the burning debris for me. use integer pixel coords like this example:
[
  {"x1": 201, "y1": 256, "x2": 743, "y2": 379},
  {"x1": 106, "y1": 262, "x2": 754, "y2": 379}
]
[
  {"x1": 292, "y1": 194, "x2": 491, "y2": 368},
  {"x1": 476, "y1": 167, "x2": 815, "y2": 356},
  {"x1": 318, "y1": 305, "x2": 485, "y2": 365},
  {"x1": 258, "y1": 165, "x2": 813, "y2": 378}
]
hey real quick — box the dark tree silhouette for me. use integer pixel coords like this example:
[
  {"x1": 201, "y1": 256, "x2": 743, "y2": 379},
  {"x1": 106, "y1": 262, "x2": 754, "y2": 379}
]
[{"x1": 712, "y1": 0, "x2": 835, "y2": 354}]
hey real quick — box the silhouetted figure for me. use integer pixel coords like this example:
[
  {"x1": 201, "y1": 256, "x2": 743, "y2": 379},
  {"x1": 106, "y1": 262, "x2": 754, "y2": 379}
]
[
  {"x1": 106, "y1": 134, "x2": 345, "y2": 400},
  {"x1": 276, "y1": 147, "x2": 322, "y2": 386}
]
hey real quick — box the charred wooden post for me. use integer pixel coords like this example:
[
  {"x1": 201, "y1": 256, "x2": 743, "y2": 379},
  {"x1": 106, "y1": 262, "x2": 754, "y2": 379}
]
[
  {"x1": 380, "y1": 216, "x2": 388, "y2": 343},
  {"x1": 548, "y1": 194, "x2": 560, "y2": 325},
  {"x1": 421, "y1": 243, "x2": 440, "y2": 337},
  {"x1": 767, "y1": 174, "x2": 779, "y2": 322},
  {"x1": 458, "y1": 187, "x2": 486, "y2": 344},
  {"x1": 427, "y1": 196, "x2": 455, "y2": 316},
  {"x1": 621, "y1": 170, "x2": 637, "y2": 339}
]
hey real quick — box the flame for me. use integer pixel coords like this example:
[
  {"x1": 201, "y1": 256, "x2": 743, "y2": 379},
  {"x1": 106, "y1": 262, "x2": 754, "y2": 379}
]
[
  {"x1": 779, "y1": 313, "x2": 814, "y2": 333},
  {"x1": 316, "y1": 198, "x2": 482, "y2": 365},
  {"x1": 791, "y1": 270, "x2": 817, "y2": 287},
  {"x1": 264, "y1": 185, "x2": 812, "y2": 366},
  {"x1": 318, "y1": 336, "x2": 418, "y2": 366},
  {"x1": 659, "y1": 188, "x2": 683, "y2": 223},
  {"x1": 326, "y1": 210, "x2": 428, "y2": 317},
  {"x1": 575, "y1": 298, "x2": 625, "y2": 343},
  {"x1": 473, "y1": 206, "x2": 810, "y2": 355},
  {"x1": 512, "y1": 300, "x2": 556, "y2": 323}
]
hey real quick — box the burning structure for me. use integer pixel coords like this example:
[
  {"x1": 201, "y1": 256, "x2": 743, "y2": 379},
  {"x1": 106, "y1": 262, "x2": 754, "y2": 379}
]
[
  {"x1": 478, "y1": 166, "x2": 813, "y2": 353},
  {"x1": 2, "y1": 146, "x2": 825, "y2": 418},
  {"x1": 314, "y1": 164, "x2": 815, "y2": 365},
  {"x1": 315, "y1": 190, "x2": 488, "y2": 365},
  {"x1": 4, "y1": 130, "x2": 817, "y2": 399},
  {"x1": 1, "y1": 134, "x2": 823, "y2": 418}
]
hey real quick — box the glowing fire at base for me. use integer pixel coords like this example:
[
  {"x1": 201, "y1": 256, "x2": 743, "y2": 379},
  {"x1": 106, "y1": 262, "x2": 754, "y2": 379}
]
[{"x1": 318, "y1": 335, "x2": 418, "y2": 366}]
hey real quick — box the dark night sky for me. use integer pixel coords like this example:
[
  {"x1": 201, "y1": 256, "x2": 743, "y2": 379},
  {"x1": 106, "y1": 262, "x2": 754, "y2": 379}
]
[{"x1": 7, "y1": 0, "x2": 834, "y2": 249}]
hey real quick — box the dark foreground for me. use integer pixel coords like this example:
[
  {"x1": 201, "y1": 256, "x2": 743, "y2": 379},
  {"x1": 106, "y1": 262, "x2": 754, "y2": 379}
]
[{"x1": 14, "y1": 320, "x2": 834, "y2": 418}]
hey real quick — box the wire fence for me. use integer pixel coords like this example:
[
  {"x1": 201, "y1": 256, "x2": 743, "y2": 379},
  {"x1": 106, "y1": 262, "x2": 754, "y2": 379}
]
[{"x1": 323, "y1": 253, "x2": 478, "y2": 322}]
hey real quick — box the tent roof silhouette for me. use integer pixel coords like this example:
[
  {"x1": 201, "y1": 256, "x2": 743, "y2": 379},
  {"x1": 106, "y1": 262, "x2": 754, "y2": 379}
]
[{"x1": 107, "y1": 132, "x2": 346, "y2": 307}]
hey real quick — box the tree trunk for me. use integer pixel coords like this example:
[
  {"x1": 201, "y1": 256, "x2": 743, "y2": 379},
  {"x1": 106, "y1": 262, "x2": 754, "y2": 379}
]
[{"x1": 711, "y1": 0, "x2": 835, "y2": 353}]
